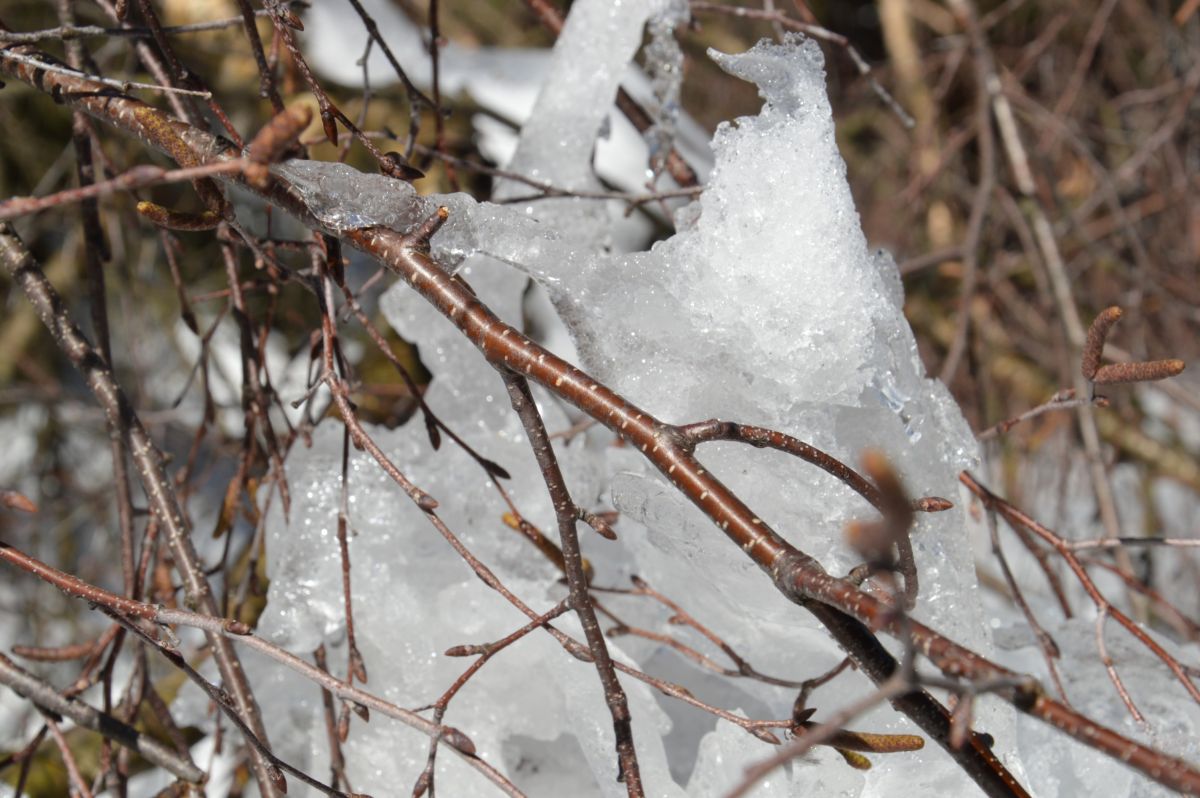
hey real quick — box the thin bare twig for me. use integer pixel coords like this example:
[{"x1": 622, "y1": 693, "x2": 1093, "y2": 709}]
[
  {"x1": 0, "y1": 651, "x2": 204, "y2": 782},
  {"x1": 502, "y1": 371, "x2": 643, "y2": 794},
  {"x1": 0, "y1": 222, "x2": 278, "y2": 795}
]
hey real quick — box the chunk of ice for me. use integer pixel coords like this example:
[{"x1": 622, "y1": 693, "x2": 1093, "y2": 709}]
[
  {"x1": 642, "y1": 1, "x2": 689, "y2": 176},
  {"x1": 996, "y1": 616, "x2": 1200, "y2": 798},
  {"x1": 258, "y1": 28, "x2": 1011, "y2": 798},
  {"x1": 273, "y1": 159, "x2": 431, "y2": 233}
]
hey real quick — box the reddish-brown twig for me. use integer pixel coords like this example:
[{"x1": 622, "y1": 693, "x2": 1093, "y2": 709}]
[
  {"x1": 0, "y1": 540, "x2": 526, "y2": 796},
  {"x1": 598, "y1": 575, "x2": 813, "y2": 688},
  {"x1": 977, "y1": 389, "x2": 1110, "y2": 440},
  {"x1": 0, "y1": 161, "x2": 247, "y2": 223},
  {"x1": 413, "y1": 600, "x2": 571, "y2": 796},
  {"x1": 962, "y1": 472, "x2": 1200, "y2": 717},
  {"x1": 501, "y1": 370, "x2": 643, "y2": 794},
  {"x1": 984, "y1": 508, "x2": 1068, "y2": 701}
]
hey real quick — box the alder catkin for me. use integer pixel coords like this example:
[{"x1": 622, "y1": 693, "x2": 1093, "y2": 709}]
[
  {"x1": 1082, "y1": 306, "x2": 1122, "y2": 380},
  {"x1": 1092, "y1": 359, "x2": 1186, "y2": 385},
  {"x1": 136, "y1": 201, "x2": 221, "y2": 231}
]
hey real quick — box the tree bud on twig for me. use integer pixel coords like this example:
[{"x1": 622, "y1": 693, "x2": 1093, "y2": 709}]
[
  {"x1": 1, "y1": 490, "x2": 37, "y2": 513},
  {"x1": 245, "y1": 104, "x2": 313, "y2": 188},
  {"x1": 380, "y1": 151, "x2": 426, "y2": 182},
  {"x1": 440, "y1": 726, "x2": 476, "y2": 755},
  {"x1": 1082, "y1": 306, "x2": 1122, "y2": 380}
]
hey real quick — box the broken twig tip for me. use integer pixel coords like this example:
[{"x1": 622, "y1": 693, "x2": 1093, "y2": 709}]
[
  {"x1": 1, "y1": 490, "x2": 37, "y2": 514},
  {"x1": 402, "y1": 207, "x2": 450, "y2": 251},
  {"x1": 912, "y1": 496, "x2": 953, "y2": 513}
]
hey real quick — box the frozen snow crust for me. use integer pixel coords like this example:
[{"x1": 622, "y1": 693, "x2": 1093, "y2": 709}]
[{"x1": 255, "y1": 12, "x2": 1038, "y2": 796}]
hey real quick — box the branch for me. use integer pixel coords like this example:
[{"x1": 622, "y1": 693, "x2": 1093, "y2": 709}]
[
  {"x1": 501, "y1": 371, "x2": 642, "y2": 794},
  {"x1": 0, "y1": 540, "x2": 528, "y2": 798},
  {"x1": 0, "y1": 650, "x2": 204, "y2": 783},
  {"x1": 0, "y1": 219, "x2": 278, "y2": 795}
]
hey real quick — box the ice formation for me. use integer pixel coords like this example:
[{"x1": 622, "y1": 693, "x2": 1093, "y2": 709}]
[
  {"x1": 994, "y1": 616, "x2": 1200, "y2": 798},
  {"x1": 244, "y1": 4, "x2": 1193, "y2": 796},
  {"x1": 255, "y1": 9, "x2": 1006, "y2": 796},
  {"x1": 300, "y1": 0, "x2": 712, "y2": 200}
]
